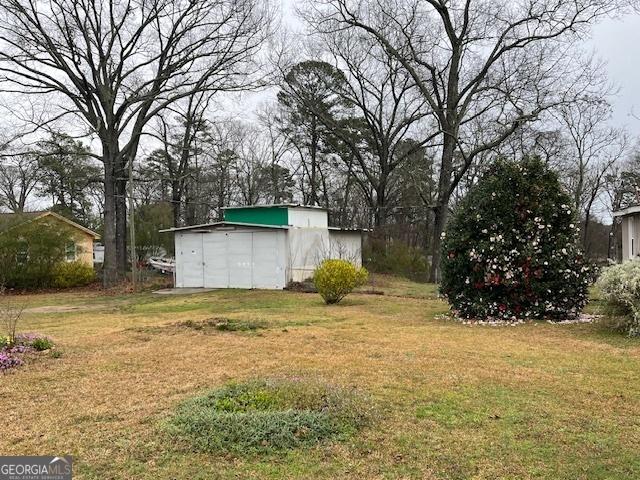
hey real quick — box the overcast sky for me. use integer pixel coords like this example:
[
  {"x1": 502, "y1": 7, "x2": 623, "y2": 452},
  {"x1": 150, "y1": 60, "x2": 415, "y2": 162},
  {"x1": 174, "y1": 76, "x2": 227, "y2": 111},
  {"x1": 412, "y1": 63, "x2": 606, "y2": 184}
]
[
  {"x1": 260, "y1": 3, "x2": 640, "y2": 136},
  {"x1": 589, "y1": 13, "x2": 640, "y2": 132}
]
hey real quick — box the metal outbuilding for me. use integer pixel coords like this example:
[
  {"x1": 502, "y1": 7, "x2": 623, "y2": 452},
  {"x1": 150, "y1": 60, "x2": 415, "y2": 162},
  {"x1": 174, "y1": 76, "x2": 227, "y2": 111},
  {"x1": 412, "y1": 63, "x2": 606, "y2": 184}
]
[{"x1": 161, "y1": 204, "x2": 364, "y2": 289}]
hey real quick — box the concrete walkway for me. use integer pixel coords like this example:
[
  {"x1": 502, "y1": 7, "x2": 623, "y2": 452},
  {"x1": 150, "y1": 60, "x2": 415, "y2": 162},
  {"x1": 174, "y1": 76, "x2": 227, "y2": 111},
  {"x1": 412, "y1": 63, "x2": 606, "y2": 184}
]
[{"x1": 152, "y1": 288, "x2": 217, "y2": 295}]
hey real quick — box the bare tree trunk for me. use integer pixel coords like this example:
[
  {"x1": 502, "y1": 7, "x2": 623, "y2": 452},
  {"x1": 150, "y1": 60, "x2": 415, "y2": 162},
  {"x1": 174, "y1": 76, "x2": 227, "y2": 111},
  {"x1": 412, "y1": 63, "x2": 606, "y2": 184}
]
[
  {"x1": 102, "y1": 156, "x2": 118, "y2": 287},
  {"x1": 115, "y1": 164, "x2": 128, "y2": 274},
  {"x1": 429, "y1": 135, "x2": 456, "y2": 282},
  {"x1": 310, "y1": 123, "x2": 319, "y2": 206},
  {"x1": 171, "y1": 180, "x2": 181, "y2": 227},
  {"x1": 374, "y1": 183, "x2": 387, "y2": 228}
]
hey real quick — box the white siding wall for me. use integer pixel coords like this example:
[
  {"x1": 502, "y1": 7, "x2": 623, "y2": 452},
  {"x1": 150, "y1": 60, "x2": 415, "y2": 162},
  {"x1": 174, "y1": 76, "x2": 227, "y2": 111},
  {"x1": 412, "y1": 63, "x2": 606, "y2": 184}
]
[
  {"x1": 285, "y1": 229, "x2": 363, "y2": 282},
  {"x1": 174, "y1": 232, "x2": 204, "y2": 287},
  {"x1": 622, "y1": 214, "x2": 640, "y2": 261},
  {"x1": 286, "y1": 228, "x2": 331, "y2": 282},
  {"x1": 328, "y1": 231, "x2": 362, "y2": 267},
  {"x1": 287, "y1": 208, "x2": 328, "y2": 228}
]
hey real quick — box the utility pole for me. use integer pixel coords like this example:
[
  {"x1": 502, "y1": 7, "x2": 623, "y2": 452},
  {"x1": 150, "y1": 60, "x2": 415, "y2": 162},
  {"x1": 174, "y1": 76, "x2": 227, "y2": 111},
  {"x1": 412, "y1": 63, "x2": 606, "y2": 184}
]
[{"x1": 128, "y1": 158, "x2": 137, "y2": 292}]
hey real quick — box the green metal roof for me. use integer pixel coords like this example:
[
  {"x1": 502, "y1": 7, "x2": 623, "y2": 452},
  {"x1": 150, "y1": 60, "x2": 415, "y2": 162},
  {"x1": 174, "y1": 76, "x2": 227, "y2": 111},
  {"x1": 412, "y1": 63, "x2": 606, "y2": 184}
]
[{"x1": 223, "y1": 206, "x2": 289, "y2": 226}]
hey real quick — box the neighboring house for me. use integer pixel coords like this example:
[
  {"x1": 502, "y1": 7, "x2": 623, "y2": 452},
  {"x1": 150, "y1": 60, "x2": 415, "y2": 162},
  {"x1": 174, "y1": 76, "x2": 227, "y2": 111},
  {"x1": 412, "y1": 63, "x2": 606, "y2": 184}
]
[
  {"x1": 613, "y1": 205, "x2": 640, "y2": 261},
  {"x1": 162, "y1": 204, "x2": 364, "y2": 289},
  {"x1": 0, "y1": 211, "x2": 100, "y2": 266}
]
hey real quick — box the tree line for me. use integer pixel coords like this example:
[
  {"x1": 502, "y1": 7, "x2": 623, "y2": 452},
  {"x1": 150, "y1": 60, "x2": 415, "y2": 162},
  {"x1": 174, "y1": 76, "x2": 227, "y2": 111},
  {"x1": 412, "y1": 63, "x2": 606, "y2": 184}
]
[{"x1": 0, "y1": 0, "x2": 638, "y2": 284}]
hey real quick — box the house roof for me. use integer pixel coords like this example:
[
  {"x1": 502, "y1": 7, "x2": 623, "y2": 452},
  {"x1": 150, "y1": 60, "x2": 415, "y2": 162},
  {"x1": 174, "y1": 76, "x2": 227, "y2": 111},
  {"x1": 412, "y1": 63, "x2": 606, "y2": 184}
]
[
  {"x1": 0, "y1": 211, "x2": 100, "y2": 238},
  {"x1": 159, "y1": 221, "x2": 291, "y2": 233},
  {"x1": 613, "y1": 205, "x2": 640, "y2": 217},
  {"x1": 222, "y1": 203, "x2": 327, "y2": 211}
]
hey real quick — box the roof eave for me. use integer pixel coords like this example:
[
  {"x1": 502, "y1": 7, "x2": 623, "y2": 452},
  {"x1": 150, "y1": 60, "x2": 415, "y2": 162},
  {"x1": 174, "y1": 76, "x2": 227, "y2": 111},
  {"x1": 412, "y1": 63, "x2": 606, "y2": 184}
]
[
  {"x1": 159, "y1": 221, "x2": 291, "y2": 233},
  {"x1": 613, "y1": 206, "x2": 640, "y2": 217},
  {"x1": 222, "y1": 203, "x2": 327, "y2": 211}
]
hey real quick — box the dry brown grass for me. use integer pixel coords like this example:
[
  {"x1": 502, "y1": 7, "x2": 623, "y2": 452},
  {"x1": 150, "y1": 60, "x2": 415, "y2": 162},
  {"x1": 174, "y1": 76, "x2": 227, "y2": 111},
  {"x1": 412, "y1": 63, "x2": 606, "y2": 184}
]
[{"x1": 1, "y1": 277, "x2": 639, "y2": 479}]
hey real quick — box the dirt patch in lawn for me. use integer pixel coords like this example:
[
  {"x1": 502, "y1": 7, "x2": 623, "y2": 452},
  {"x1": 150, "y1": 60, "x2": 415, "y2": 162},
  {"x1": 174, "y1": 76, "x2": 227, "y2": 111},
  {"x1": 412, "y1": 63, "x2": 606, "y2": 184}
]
[
  {"x1": 24, "y1": 304, "x2": 109, "y2": 314},
  {"x1": 128, "y1": 317, "x2": 269, "y2": 335}
]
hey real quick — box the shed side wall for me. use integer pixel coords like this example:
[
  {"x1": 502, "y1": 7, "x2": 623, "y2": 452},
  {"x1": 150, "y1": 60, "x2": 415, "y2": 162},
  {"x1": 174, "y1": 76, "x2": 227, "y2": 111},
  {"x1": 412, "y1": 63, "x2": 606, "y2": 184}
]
[
  {"x1": 328, "y1": 231, "x2": 362, "y2": 267},
  {"x1": 286, "y1": 228, "x2": 331, "y2": 282},
  {"x1": 287, "y1": 208, "x2": 328, "y2": 228}
]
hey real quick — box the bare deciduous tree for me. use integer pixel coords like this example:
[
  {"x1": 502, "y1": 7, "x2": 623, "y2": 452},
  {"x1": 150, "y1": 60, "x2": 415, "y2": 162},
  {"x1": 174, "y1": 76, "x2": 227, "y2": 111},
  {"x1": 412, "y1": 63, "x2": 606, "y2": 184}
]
[
  {"x1": 306, "y1": 0, "x2": 626, "y2": 280},
  {"x1": 0, "y1": 0, "x2": 272, "y2": 284},
  {"x1": 555, "y1": 96, "x2": 628, "y2": 254},
  {"x1": 0, "y1": 286, "x2": 25, "y2": 345},
  {"x1": 0, "y1": 154, "x2": 41, "y2": 213},
  {"x1": 298, "y1": 28, "x2": 436, "y2": 228}
]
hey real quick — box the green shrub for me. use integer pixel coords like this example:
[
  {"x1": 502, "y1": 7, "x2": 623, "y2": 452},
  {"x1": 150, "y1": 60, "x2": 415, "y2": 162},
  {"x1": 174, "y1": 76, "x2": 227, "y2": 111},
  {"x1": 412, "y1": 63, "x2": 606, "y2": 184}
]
[
  {"x1": 0, "y1": 220, "x2": 71, "y2": 289},
  {"x1": 440, "y1": 157, "x2": 592, "y2": 320},
  {"x1": 165, "y1": 379, "x2": 369, "y2": 454},
  {"x1": 313, "y1": 259, "x2": 368, "y2": 304},
  {"x1": 52, "y1": 261, "x2": 96, "y2": 288},
  {"x1": 597, "y1": 261, "x2": 640, "y2": 336},
  {"x1": 31, "y1": 337, "x2": 55, "y2": 351},
  {"x1": 364, "y1": 240, "x2": 430, "y2": 282}
]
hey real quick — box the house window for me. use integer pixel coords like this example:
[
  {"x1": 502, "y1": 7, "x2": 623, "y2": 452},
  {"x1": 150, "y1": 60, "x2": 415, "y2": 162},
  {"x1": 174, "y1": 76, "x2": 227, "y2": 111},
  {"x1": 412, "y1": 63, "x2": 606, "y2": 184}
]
[
  {"x1": 65, "y1": 242, "x2": 77, "y2": 262},
  {"x1": 16, "y1": 241, "x2": 28, "y2": 265}
]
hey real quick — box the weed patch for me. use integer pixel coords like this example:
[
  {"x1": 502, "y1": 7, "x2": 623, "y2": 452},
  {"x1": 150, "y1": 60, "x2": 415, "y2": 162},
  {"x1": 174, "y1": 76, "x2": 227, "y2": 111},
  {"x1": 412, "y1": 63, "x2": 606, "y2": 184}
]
[
  {"x1": 129, "y1": 317, "x2": 268, "y2": 336},
  {"x1": 164, "y1": 379, "x2": 370, "y2": 454}
]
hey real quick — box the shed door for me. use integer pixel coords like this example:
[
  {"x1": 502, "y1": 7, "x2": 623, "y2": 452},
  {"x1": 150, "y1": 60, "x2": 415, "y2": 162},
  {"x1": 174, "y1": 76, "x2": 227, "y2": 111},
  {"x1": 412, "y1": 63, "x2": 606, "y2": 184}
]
[
  {"x1": 252, "y1": 231, "x2": 284, "y2": 289},
  {"x1": 228, "y1": 232, "x2": 253, "y2": 288},
  {"x1": 177, "y1": 233, "x2": 204, "y2": 287},
  {"x1": 202, "y1": 232, "x2": 228, "y2": 288},
  {"x1": 195, "y1": 230, "x2": 285, "y2": 289}
]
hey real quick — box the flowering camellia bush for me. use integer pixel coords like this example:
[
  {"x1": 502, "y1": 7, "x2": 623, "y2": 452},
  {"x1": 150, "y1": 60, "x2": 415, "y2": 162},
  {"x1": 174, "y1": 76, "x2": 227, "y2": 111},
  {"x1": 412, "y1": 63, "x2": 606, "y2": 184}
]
[
  {"x1": 597, "y1": 261, "x2": 640, "y2": 337},
  {"x1": 313, "y1": 259, "x2": 369, "y2": 304},
  {"x1": 440, "y1": 157, "x2": 591, "y2": 321}
]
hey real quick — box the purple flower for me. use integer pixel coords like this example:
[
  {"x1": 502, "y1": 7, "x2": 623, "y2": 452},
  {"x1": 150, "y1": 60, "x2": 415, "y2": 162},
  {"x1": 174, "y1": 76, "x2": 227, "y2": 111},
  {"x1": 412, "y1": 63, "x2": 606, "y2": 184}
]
[{"x1": 0, "y1": 352, "x2": 23, "y2": 371}]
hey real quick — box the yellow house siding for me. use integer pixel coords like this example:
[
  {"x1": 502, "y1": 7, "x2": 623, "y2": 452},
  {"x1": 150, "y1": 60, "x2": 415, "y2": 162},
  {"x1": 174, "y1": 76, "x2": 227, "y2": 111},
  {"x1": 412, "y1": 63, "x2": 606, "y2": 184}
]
[
  {"x1": 37, "y1": 215, "x2": 96, "y2": 267},
  {"x1": 70, "y1": 231, "x2": 95, "y2": 265}
]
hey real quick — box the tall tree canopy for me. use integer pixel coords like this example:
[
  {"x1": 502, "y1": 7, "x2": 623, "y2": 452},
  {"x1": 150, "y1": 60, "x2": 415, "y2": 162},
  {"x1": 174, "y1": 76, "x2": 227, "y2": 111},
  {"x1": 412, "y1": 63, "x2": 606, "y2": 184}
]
[{"x1": 0, "y1": 0, "x2": 272, "y2": 284}]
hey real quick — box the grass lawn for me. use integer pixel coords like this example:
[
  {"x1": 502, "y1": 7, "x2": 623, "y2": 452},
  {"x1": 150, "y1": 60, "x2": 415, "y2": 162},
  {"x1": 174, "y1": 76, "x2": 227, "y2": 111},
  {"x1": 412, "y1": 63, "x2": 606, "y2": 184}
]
[{"x1": 1, "y1": 275, "x2": 639, "y2": 479}]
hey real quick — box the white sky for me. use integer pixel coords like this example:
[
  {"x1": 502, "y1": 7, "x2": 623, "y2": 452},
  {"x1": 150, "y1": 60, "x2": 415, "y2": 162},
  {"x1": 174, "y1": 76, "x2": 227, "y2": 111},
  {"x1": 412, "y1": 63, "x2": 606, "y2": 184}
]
[
  {"x1": 236, "y1": 4, "x2": 640, "y2": 137},
  {"x1": 589, "y1": 14, "x2": 640, "y2": 133}
]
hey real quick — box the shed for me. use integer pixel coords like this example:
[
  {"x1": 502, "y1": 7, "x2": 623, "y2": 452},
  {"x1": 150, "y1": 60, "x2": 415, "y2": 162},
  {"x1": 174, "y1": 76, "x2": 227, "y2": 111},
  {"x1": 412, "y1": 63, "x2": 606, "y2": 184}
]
[
  {"x1": 613, "y1": 205, "x2": 640, "y2": 261},
  {"x1": 161, "y1": 204, "x2": 364, "y2": 289}
]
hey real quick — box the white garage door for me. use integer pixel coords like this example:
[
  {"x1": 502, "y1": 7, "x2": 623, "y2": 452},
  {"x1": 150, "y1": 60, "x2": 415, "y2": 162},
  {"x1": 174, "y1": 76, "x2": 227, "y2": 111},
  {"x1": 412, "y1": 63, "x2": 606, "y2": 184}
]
[
  {"x1": 202, "y1": 232, "x2": 227, "y2": 287},
  {"x1": 194, "y1": 230, "x2": 285, "y2": 289},
  {"x1": 252, "y1": 232, "x2": 283, "y2": 289},
  {"x1": 176, "y1": 233, "x2": 204, "y2": 287},
  {"x1": 228, "y1": 232, "x2": 253, "y2": 288}
]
